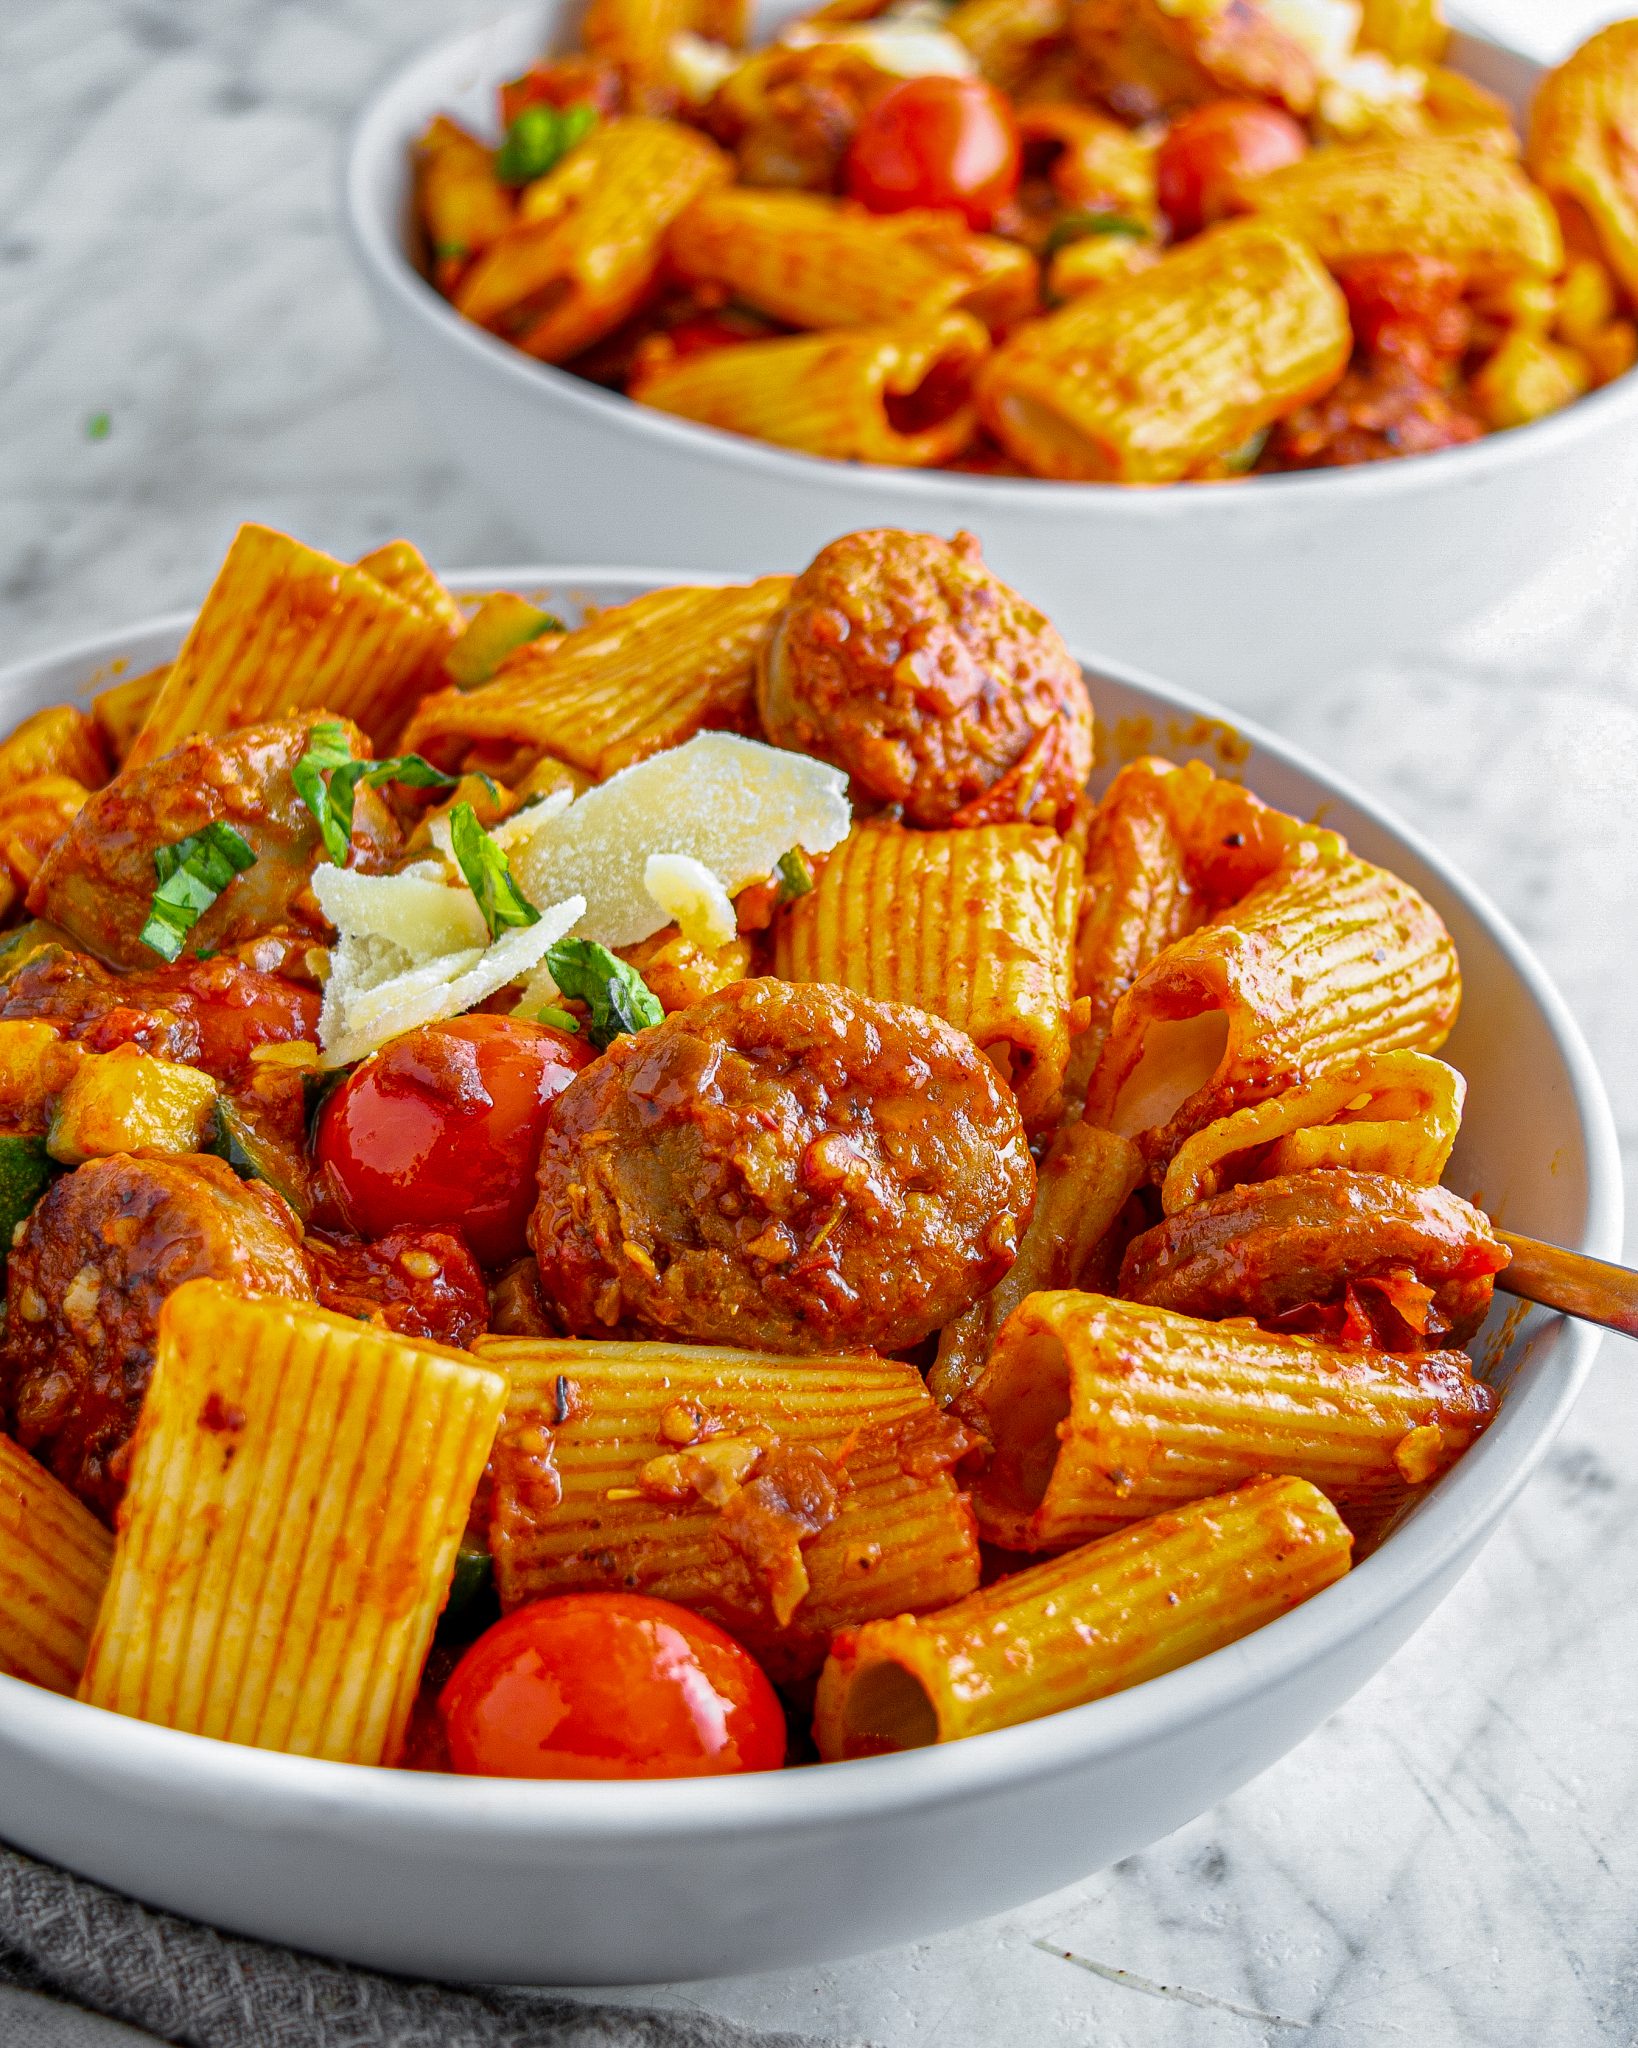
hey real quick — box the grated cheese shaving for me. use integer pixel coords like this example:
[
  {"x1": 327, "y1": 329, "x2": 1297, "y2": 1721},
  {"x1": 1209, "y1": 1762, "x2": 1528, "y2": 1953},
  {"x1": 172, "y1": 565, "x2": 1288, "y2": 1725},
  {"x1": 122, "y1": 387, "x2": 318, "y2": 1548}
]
[
  {"x1": 643, "y1": 853, "x2": 739, "y2": 948},
  {"x1": 504, "y1": 732, "x2": 851, "y2": 949},
  {"x1": 311, "y1": 858, "x2": 584, "y2": 1068}
]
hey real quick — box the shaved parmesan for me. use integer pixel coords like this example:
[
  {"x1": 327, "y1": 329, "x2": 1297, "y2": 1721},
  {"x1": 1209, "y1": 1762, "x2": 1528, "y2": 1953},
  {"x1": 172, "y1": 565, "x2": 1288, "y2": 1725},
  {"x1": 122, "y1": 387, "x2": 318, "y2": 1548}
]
[
  {"x1": 669, "y1": 30, "x2": 738, "y2": 100},
  {"x1": 1264, "y1": 0, "x2": 1361, "y2": 69},
  {"x1": 311, "y1": 857, "x2": 584, "y2": 1068},
  {"x1": 506, "y1": 733, "x2": 851, "y2": 949},
  {"x1": 644, "y1": 853, "x2": 738, "y2": 948},
  {"x1": 784, "y1": 14, "x2": 976, "y2": 76}
]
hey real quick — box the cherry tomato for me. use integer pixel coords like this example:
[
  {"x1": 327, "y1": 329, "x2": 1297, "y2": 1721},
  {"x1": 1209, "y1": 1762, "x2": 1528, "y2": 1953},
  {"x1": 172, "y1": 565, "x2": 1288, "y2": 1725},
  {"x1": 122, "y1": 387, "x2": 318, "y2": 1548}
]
[
  {"x1": 845, "y1": 75, "x2": 1022, "y2": 230},
  {"x1": 440, "y1": 1593, "x2": 787, "y2": 1780},
  {"x1": 1155, "y1": 101, "x2": 1308, "y2": 239},
  {"x1": 315, "y1": 1014, "x2": 588, "y2": 1268}
]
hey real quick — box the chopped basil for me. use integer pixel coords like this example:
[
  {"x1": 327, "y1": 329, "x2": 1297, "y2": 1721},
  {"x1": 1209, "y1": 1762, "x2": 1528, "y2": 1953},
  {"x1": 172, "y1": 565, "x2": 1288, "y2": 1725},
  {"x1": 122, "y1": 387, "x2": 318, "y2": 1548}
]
[
  {"x1": 1041, "y1": 211, "x2": 1151, "y2": 259},
  {"x1": 533, "y1": 1004, "x2": 581, "y2": 1034},
  {"x1": 139, "y1": 822, "x2": 257, "y2": 962},
  {"x1": 494, "y1": 101, "x2": 597, "y2": 186},
  {"x1": 294, "y1": 720, "x2": 459, "y2": 866},
  {"x1": 543, "y1": 937, "x2": 662, "y2": 1051},
  {"x1": 449, "y1": 801, "x2": 540, "y2": 941},
  {"x1": 776, "y1": 849, "x2": 814, "y2": 901}
]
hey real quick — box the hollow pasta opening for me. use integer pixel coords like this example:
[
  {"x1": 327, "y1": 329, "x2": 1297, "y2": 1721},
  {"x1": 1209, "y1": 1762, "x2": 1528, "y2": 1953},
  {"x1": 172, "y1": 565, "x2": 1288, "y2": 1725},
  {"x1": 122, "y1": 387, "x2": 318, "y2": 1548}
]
[
  {"x1": 992, "y1": 391, "x2": 1115, "y2": 483},
  {"x1": 1109, "y1": 1009, "x2": 1230, "y2": 1137},
  {"x1": 973, "y1": 1328, "x2": 1071, "y2": 1523},
  {"x1": 839, "y1": 1657, "x2": 940, "y2": 1758},
  {"x1": 883, "y1": 346, "x2": 979, "y2": 438}
]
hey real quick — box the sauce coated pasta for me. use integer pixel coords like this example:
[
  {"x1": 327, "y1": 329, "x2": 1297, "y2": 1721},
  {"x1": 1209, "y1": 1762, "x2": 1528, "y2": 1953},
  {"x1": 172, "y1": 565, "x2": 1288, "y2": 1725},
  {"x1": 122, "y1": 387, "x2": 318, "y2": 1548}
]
[
  {"x1": 0, "y1": 521, "x2": 1508, "y2": 1776},
  {"x1": 410, "y1": 2, "x2": 1638, "y2": 481}
]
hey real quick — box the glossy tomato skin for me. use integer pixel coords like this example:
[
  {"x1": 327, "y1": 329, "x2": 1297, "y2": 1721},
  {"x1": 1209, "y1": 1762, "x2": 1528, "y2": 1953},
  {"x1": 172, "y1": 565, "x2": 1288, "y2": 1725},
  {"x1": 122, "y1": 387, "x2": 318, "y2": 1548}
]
[
  {"x1": 314, "y1": 1014, "x2": 589, "y2": 1268},
  {"x1": 846, "y1": 75, "x2": 1022, "y2": 230},
  {"x1": 1155, "y1": 101, "x2": 1308, "y2": 239},
  {"x1": 440, "y1": 1593, "x2": 787, "y2": 1780}
]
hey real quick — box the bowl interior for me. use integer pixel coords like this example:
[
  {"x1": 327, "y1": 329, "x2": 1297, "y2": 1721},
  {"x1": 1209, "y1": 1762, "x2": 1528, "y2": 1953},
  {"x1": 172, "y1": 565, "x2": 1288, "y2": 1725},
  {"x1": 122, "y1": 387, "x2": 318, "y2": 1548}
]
[{"x1": 0, "y1": 575, "x2": 1619, "y2": 1827}]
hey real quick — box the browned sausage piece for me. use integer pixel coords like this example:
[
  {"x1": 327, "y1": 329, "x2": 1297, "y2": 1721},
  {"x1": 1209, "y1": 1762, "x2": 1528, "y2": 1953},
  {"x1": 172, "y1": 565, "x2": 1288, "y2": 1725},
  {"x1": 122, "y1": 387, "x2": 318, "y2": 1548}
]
[
  {"x1": 1119, "y1": 1170, "x2": 1510, "y2": 1349},
  {"x1": 758, "y1": 530, "x2": 1094, "y2": 828},
  {"x1": 0, "y1": 942, "x2": 320, "y2": 1088},
  {"x1": 1, "y1": 1154, "x2": 312, "y2": 1522},
  {"x1": 30, "y1": 717, "x2": 401, "y2": 970},
  {"x1": 531, "y1": 978, "x2": 1036, "y2": 1353}
]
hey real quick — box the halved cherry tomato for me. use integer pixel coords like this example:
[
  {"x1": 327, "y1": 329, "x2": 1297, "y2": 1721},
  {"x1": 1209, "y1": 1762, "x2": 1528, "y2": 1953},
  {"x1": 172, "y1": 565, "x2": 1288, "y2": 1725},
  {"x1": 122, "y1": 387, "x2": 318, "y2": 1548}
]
[
  {"x1": 314, "y1": 1014, "x2": 589, "y2": 1268},
  {"x1": 845, "y1": 75, "x2": 1022, "y2": 230},
  {"x1": 440, "y1": 1593, "x2": 787, "y2": 1780},
  {"x1": 1155, "y1": 101, "x2": 1308, "y2": 239}
]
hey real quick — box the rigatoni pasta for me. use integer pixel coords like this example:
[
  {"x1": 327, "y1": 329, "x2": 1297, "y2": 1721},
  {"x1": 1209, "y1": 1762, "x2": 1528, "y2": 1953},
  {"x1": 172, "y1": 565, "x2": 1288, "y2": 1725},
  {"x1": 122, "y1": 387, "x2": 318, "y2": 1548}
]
[
  {"x1": 979, "y1": 220, "x2": 1351, "y2": 483},
  {"x1": 929, "y1": 1123, "x2": 1143, "y2": 1409},
  {"x1": 1085, "y1": 840, "x2": 1461, "y2": 1145},
  {"x1": 129, "y1": 525, "x2": 456, "y2": 765},
  {"x1": 814, "y1": 1478, "x2": 1353, "y2": 1758},
  {"x1": 402, "y1": 575, "x2": 790, "y2": 778},
  {"x1": 964, "y1": 1289, "x2": 1492, "y2": 1551},
  {"x1": 632, "y1": 313, "x2": 989, "y2": 468},
  {"x1": 79, "y1": 1284, "x2": 506, "y2": 1766},
  {"x1": 1243, "y1": 137, "x2": 1563, "y2": 283},
  {"x1": 453, "y1": 118, "x2": 730, "y2": 362},
  {"x1": 0, "y1": 1434, "x2": 112, "y2": 1695},
  {"x1": 773, "y1": 819, "x2": 1082, "y2": 1126},
  {"x1": 1161, "y1": 1050, "x2": 1465, "y2": 1213},
  {"x1": 666, "y1": 189, "x2": 1038, "y2": 333},
  {"x1": 479, "y1": 1337, "x2": 980, "y2": 1680}
]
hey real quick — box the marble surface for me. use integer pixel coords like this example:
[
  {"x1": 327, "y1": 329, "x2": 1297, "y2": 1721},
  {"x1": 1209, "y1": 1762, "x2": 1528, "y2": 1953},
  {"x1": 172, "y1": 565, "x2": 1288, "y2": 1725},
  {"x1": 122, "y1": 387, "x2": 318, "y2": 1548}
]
[{"x1": 4, "y1": 2, "x2": 1638, "y2": 2042}]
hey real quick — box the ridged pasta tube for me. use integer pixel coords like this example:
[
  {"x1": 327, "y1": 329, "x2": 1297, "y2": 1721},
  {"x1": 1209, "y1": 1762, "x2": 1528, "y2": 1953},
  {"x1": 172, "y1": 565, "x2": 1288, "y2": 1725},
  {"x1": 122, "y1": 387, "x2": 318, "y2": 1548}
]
[
  {"x1": 478, "y1": 1337, "x2": 980, "y2": 1683},
  {"x1": 414, "y1": 116, "x2": 514, "y2": 292},
  {"x1": 979, "y1": 219, "x2": 1350, "y2": 482},
  {"x1": 929, "y1": 1123, "x2": 1144, "y2": 1410},
  {"x1": 1530, "y1": 24, "x2": 1638, "y2": 304},
  {"x1": 631, "y1": 314, "x2": 990, "y2": 469},
  {"x1": 1244, "y1": 136, "x2": 1563, "y2": 284},
  {"x1": 129, "y1": 525, "x2": 456, "y2": 763},
  {"x1": 1084, "y1": 839, "x2": 1461, "y2": 1147},
  {"x1": 1069, "y1": 756, "x2": 1326, "y2": 1102},
  {"x1": 454, "y1": 118, "x2": 731, "y2": 362},
  {"x1": 814, "y1": 1476, "x2": 1352, "y2": 1757},
  {"x1": 402, "y1": 576, "x2": 791, "y2": 778},
  {"x1": 0, "y1": 1434, "x2": 112, "y2": 1695},
  {"x1": 773, "y1": 819, "x2": 1083, "y2": 1127},
  {"x1": 666, "y1": 188, "x2": 1038, "y2": 333},
  {"x1": 1161, "y1": 1050, "x2": 1465, "y2": 1213},
  {"x1": 79, "y1": 1284, "x2": 507, "y2": 1765},
  {"x1": 965, "y1": 1289, "x2": 1493, "y2": 1551}
]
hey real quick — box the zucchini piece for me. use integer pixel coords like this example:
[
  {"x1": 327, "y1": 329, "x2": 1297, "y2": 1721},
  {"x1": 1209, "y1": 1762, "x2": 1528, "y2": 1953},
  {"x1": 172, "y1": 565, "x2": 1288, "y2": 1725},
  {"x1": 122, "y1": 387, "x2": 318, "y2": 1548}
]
[
  {"x1": 444, "y1": 593, "x2": 562, "y2": 690},
  {"x1": 209, "y1": 1096, "x2": 312, "y2": 1221},
  {"x1": 436, "y1": 1540, "x2": 499, "y2": 1644},
  {"x1": 0, "y1": 1134, "x2": 58, "y2": 1273},
  {"x1": 47, "y1": 1048, "x2": 218, "y2": 1166},
  {"x1": 0, "y1": 921, "x2": 75, "y2": 985}
]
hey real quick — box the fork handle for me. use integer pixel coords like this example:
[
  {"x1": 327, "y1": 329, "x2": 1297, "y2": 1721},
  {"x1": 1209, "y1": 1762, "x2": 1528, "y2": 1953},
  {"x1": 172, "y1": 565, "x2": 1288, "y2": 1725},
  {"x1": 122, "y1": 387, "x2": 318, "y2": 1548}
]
[{"x1": 1497, "y1": 1231, "x2": 1638, "y2": 1341}]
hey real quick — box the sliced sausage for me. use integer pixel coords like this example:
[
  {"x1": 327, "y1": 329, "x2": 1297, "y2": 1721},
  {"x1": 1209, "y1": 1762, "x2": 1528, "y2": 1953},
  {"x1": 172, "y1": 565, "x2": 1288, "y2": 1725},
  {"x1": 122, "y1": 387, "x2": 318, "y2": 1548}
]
[
  {"x1": 1, "y1": 1154, "x2": 311, "y2": 1521},
  {"x1": 1119, "y1": 1169, "x2": 1510, "y2": 1348},
  {"x1": 29, "y1": 716, "x2": 400, "y2": 970},
  {"x1": 531, "y1": 977, "x2": 1036, "y2": 1353}
]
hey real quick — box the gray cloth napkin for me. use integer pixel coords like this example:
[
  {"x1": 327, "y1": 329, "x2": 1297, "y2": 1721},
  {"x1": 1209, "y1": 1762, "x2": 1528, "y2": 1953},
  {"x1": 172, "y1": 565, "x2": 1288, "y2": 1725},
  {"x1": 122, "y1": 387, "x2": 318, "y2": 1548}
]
[{"x1": 0, "y1": 1841, "x2": 871, "y2": 2048}]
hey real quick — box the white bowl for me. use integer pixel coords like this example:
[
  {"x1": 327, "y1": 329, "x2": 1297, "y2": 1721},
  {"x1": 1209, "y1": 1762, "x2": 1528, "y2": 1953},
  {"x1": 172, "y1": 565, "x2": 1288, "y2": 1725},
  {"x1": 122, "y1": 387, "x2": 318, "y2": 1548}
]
[
  {"x1": 342, "y1": 13, "x2": 1638, "y2": 697},
  {"x1": 0, "y1": 572, "x2": 1619, "y2": 1984}
]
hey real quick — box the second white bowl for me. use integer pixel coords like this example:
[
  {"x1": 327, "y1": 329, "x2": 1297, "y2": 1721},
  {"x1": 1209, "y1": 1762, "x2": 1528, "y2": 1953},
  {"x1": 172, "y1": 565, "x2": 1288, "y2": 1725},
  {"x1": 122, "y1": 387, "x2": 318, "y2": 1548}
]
[{"x1": 342, "y1": 11, "x2": 1638, "y2": 696}]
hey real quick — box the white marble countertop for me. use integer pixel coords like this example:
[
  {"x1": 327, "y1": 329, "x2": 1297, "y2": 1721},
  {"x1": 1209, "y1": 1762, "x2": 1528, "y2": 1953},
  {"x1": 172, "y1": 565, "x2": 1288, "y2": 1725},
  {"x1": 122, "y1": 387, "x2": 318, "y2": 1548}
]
[{"x1": 4, "y1": 3, "x2": 1638, "y2": 2042}]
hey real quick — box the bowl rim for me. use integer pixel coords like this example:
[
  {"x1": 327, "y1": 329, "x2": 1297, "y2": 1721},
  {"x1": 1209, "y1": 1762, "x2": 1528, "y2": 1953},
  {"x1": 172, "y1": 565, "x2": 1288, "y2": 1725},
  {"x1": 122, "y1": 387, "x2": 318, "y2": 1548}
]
[
  {"x1": 339, "y1": 8, "x2": 1638, "y2": 515},
  {"x1": 0, "y1": 571, "x2": 1621, "y2": 1843}
]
